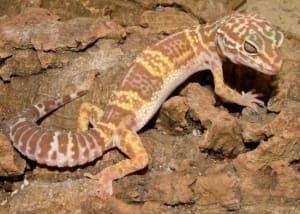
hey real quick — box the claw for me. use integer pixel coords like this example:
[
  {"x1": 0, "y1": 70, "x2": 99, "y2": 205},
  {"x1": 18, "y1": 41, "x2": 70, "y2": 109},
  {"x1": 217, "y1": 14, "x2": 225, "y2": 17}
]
[
  {"x1": 240, "y1": 90, "x2": 265, "y2": 111},
  {"x1": 84, "y1": 172, "x2": 113, "y2": 195},
  {"x1": 84, "y1": 172, "x2": 97, "y2": 180}
]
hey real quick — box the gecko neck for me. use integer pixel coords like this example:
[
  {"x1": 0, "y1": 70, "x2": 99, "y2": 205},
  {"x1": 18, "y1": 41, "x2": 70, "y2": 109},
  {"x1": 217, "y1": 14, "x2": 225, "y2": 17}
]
[{"x1": 212, "y1": 15, "x2": 232, "y2": 60}]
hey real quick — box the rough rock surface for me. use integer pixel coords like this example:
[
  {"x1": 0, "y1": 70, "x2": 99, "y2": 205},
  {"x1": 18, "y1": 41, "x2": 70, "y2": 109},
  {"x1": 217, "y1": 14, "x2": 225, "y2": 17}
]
[
  {"x1": 0, "y1": 0, "x2": 299, "y2": 213},
  {"x1": 0, "y1": 133, "x2": 26, "y2": 177}
]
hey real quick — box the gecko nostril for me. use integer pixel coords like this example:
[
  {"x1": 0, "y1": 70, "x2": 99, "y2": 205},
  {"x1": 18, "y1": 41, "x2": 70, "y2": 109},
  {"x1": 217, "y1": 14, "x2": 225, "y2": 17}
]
[
  {"x1": 267, "y1": 63, "x2": 282, "y2": 74},
  {"x1": 273, "y1": 59, "x2": 283, "y2": 71}
]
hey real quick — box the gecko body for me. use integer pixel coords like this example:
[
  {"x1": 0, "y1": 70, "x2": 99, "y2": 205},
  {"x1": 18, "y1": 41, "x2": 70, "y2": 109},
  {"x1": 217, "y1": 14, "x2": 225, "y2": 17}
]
[{"x1": 8, "y1": 14, "x2": 284, "y2": 194}]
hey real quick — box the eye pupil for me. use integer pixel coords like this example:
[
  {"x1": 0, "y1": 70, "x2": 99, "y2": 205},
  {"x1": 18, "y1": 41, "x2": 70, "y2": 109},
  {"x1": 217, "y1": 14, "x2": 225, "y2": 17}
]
[{"x1": 244, "y1": 41, "x2": 257, "y2": 54}]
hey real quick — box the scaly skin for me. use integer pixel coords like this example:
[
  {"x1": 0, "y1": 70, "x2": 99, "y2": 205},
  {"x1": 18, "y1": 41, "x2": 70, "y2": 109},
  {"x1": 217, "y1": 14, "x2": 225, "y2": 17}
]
[{"x1": 7, "y1": 14, "x2": 284, "y2": 195}]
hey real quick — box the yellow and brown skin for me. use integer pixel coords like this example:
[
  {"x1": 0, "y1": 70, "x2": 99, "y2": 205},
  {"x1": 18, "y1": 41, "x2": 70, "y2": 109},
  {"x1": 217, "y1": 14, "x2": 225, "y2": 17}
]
[{"x1": 8, "y1": 14, "x2": 284, "y2": 195}]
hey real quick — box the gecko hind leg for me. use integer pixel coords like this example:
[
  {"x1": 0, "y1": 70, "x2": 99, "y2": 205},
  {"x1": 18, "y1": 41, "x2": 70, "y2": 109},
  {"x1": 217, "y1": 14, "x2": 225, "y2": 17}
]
[
  {"x1": 77, "y1": 102, "x2": 104, "y2": 131},
  {"x1": 85, "y1": 130, "x2": 149, "y2": 195}
]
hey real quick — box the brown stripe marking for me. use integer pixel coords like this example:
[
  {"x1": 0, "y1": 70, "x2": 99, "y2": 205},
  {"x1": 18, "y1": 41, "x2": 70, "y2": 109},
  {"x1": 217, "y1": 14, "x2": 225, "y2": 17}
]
[
  {"x1": 36, "y1": 103, "x2": 44, "y2": 109},
  {"x1": 62, "y1": 95, "x2": 73, "y2": 104},
  {"x1": 13, "y1": 123, "x2": 33, "y2": 146},
  {"x1": 77, "y1": 90, "x2": 89, "y2": 97},
  {"x1": 152, "y1": 31, "x2": 195, "y2": 68},
  {"x1": 86, "y1": 131, "x2": 103, "y2": 157},
  {"x1": 120, "y1": 62, "x2": 164, "y2": 100},
  {"x1": 51, "y1": 151, "x2": 57, "y2": 162},
  {"x1": 37, "y1": 130, "x2": 53, "y2": 162},
  {"x1": 58, "y1": 133, "x2": 69, "y2": 155},
  {"x1": 43, "y1": 100, "x2": 56, "y2": 113},
  {"x1": 76, "y1": 133, "x2": 89, "y2": 162},
  {"x1": 71, "y1": 132, "x2": 87, "y2": 164},
  {"x1": 11, "y1": 120, "x2": 30, "y2": 137},
  {"x1": 103, "y1": 105, "x2": 136, "y2": 128},
  {"x1": 108, "y1": 90, "x2": 146, "y2": 113},
  {"x1": 19, "y1": 126, "x2": 37, "y2": 152},
  {"x1": 69, "y1": 133, "x2": 79, "y2": 163},
  {"x1": 27, "y1": 128, "x2": 46, "y2": 156},
  {"x1": 88, "y1": 129, "x2": 106, "y2": 152},
  {"x1": 23, "y1": 106, "x2": 41, "y2": 119},
  {"x1": 82, "y1": 133, "x2": 95, "y2": 150},
  {"x1": 81, "y1": 133, "x2": 98, "y2": 160},
  {"x1": 185, "y1": 28, "x2": 205, "y2": 55},
  {"x1": 20, "y1": 126, "x2": 38, "y2": 144},
  {"x1": 83, "y1": 149, "x2": 90, "y2": 161},
  {"x1": 77, "y1": 133, "x2": 87, "y2": 151},
  {"x1": 136, "y1": 49, "x2": 174, "y2": 80}
]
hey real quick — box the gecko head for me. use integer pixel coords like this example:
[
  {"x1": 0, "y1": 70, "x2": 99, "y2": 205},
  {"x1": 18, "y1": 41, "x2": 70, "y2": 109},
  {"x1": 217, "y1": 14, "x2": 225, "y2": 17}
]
[{"x1": 216, "y1": 13, "x2": 284, "y2": 75}]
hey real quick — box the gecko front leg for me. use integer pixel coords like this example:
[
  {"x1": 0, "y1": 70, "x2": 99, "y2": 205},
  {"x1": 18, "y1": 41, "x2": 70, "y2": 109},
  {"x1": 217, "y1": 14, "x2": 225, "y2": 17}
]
[{"x1": 211, "y1": 64, "x2": 264, "y2": 110}]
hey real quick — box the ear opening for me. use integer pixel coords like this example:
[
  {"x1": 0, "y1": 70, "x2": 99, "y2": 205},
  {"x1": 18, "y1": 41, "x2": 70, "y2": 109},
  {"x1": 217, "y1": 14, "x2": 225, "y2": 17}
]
[{"x1": 275, "y1": 30, "x2": 284, "y2": 47}]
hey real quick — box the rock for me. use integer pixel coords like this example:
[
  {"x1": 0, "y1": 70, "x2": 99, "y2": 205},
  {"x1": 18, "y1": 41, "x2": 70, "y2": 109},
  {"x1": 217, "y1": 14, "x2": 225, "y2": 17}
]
[
  {"x1": 140, "y1": 7, "x2": 198, "y2": 34},
  {"x1": 0, "y1": 133, "x2": 26, "y2": 177},
  {"x1": 146, "y1": 173, "x2": 196, "y2": 205},
  {"x1": 138, "y1": 0, "x2": 246, "y2": 22},
  {"x1": 0, "y1": 49, "x2": 42, "y2": 79},
  {"x1": 0, "y1": 0, "x2": 300, "y2": 213},
  {"x1": 239, "y1": 0, "x2": 300, "y2": 39},
  {"x1": 0, "y1": 8, "x2": 124, "y2": 80},
  {"x1": 194, "y1": 163, "x2": 241, "y2": 211},
  {"x1": 158, "y1": 83, "x2": 246, "y2": 157}
]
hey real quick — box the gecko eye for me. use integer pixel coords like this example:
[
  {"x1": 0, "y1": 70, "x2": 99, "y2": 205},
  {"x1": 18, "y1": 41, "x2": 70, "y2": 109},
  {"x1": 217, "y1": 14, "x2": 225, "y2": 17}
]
[
  {"x1": 244, "y1": 41, "x2": 258, "y2": 54},
  {"x1": 243, "y1": 33, "x2": 263, "y2": 55}
]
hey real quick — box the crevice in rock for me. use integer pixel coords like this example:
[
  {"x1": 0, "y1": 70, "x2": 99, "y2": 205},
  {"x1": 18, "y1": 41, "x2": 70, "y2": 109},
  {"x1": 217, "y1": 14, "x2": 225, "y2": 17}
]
[
  {"x1": 244, "y1": 141, "x2": 260, "y2": 151},
  {"x1": 289, "y1": 159, "x2": 300, "y2": 173}
]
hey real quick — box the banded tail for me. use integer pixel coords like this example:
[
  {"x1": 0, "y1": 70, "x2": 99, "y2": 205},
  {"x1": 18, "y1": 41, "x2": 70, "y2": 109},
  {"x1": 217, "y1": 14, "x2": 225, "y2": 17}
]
[{"x1": 8, "y1": 90, "x2": 110, "y2": 167}]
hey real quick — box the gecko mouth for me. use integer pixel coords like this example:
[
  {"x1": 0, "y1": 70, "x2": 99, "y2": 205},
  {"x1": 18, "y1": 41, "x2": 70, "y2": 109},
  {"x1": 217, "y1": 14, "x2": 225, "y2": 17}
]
[
  {"x1": 264, "y1": 63, "x2": 282, "y2": 75},
  {"x1": 263, "y1": 68, "x2": 277, "y2": 75}
]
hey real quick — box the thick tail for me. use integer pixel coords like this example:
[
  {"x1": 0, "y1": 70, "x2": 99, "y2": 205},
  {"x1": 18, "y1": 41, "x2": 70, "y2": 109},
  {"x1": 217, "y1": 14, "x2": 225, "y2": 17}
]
[{"x1": 8, "y1": 90, "x2": 111, "y2": 167}]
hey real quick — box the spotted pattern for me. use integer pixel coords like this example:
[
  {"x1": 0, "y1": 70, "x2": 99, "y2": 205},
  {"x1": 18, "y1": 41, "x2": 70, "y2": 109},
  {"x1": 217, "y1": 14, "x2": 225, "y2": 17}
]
[
  {"x1": 8, "y1": 14, "x2": 283, "y2": 177},
  {"x1": 216, "y1": 14, "x2": 284, "y2": 74}
]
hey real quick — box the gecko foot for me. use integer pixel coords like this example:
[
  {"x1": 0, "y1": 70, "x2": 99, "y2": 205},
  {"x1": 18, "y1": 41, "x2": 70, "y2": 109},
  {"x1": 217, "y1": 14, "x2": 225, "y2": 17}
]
[
  {"x1": 84, "y1": 172, "x2": 113, "y2": 196},
  {"x1": 240, "y1": 90, "x2": 264, "y2": 111}
]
